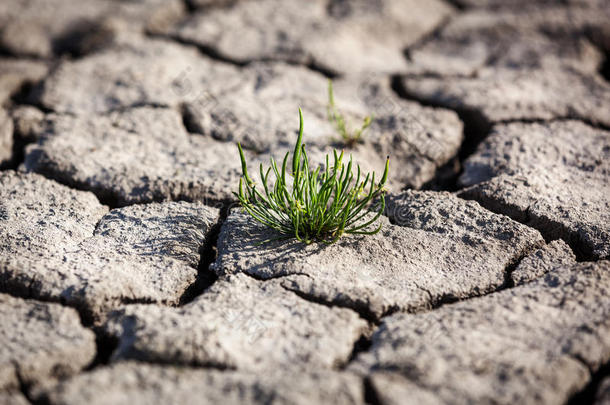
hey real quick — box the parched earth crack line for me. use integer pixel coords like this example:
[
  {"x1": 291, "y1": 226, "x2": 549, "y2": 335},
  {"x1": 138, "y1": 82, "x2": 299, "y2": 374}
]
[{"x1": 567, "y1": 357, "x2": 610, "y2": 405}]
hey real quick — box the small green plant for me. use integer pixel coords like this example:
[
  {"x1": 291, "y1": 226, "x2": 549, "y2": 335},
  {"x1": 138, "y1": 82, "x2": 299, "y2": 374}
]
[
  {"x1": 327, "y1": 80, "x2": 373, "y2": 148},
  {"x1": 235, "y1": 108, "x2": 389, "y2": 244}
]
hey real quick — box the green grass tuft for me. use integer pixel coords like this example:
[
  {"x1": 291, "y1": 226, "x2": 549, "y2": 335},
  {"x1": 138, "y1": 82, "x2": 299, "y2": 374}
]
[
  {"x1": 327, "y1": 80, "x2": 373, "y2": 148},
  {"x1": 235, "y1": 108, "x2": 389, "y2": 244}
]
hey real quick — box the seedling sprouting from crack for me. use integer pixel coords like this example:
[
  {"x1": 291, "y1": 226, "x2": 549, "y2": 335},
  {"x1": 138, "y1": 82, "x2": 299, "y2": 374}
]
[
  {"x1": 235, "y1": 108, "x2": 389, "y2": 244},
  {"x1": 327, "y1": 80, "x2": 373, "y2": 148}
]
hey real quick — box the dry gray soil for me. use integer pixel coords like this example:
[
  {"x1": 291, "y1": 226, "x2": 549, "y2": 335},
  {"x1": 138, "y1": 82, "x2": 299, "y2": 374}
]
[{"x1": 1, "y1": 0, "x2": 609, "y2": 404}]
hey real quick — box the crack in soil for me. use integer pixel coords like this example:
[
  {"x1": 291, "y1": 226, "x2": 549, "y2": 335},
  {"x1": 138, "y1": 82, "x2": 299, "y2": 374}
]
[
  {"x1": 151, "y1": 32, "x2": 249, "y2": 68},
  {"x1": 403, "y1": 13, "x2": 456, "y2": 63},
  {"x1": 240, "y1": 270, "x2": 313, "y2": 283},
  {"x1": 14, "y1": 362, "x2": 46, "y2": 405},
  {"x1": 275, "y1": 279, "x2": 381, "y2": 373},
  {"x1": 397, "y1": 239, "x2": 547, "y2": 320},
  {"x1": 339, "y1": 333, "x2": 373, "y2": 371},
  {"x1": 149, "y1": 27, "x2": 340, "y2": 80},
  {"x1": 84, "y1": 328, "x2": 119, "y2": 371},
  {"x1": 1, "y1": 71, "x2": 53, "y2": 172},
  {"x1": 458, "y1": 190, "x2": 601, "y2": 262},
  {"x1": 0, "y1": 202, "x2": 226, "y2": 329},
  {"x1": 6, "y1": 131, "x2": 25, "y2": 172},
  {"x1": 363, "y1": 375, "x2": 383, "y2": 405},
  {"x1": 0, "y1": 114, "x2": 22, "y2": 172},
  {"x1": 389, "y1": 74, "x2": 492, "y2": 192},
  {"x1": 178, "y1": 204, "x2": 231, "y2": 305},
  {"x1": 396, "y1": 5, "x2": 471, "y2": 193},
  {"x1": 267, "y1": 237, "x2": 547, "y2": 337},
  {"x1": 179, "y1": 102, "x2": 204, "y2": 135},
  {"x1": 567, "y1": 359, "x2": 610, "y2": 405},
  {"x1": 441, "y1": 0, "x2": 467, "y2": 11},
  {"x1": 601, "y1": 52, "x2": 610, "y2": 83},
  {"x1": 280, "y1": 283, "x2": 379, "y2": 324},
  {"x1": 497, "y1": 245, "x2": 539, "y2": 291},
  {"x1": 20, "y1": 142, "x2": 123, "y2": 208},
  {"x1": 495, "y1": 116, "x2": 610, "y2": 132}
]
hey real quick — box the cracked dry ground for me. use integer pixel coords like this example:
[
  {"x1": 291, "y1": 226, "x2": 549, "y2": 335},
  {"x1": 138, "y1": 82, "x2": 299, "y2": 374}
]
[{"x1": 0, "y1": 0, "x2": 609, "y2": 404}]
